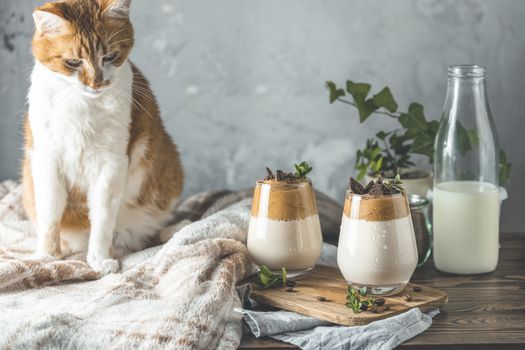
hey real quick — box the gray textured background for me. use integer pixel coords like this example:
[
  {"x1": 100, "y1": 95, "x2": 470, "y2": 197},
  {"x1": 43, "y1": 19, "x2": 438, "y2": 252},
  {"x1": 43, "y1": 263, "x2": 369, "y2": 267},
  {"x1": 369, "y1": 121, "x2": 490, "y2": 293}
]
[{"x1": 0, "y1": 0, "x2": 523, "y2": 232}]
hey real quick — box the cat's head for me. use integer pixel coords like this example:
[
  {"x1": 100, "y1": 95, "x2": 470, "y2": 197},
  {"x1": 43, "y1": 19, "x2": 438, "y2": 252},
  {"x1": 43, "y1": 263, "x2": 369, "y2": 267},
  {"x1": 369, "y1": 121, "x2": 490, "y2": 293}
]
[{"x1": 32, "y1": 0, "x2": 134, "y2": 97}]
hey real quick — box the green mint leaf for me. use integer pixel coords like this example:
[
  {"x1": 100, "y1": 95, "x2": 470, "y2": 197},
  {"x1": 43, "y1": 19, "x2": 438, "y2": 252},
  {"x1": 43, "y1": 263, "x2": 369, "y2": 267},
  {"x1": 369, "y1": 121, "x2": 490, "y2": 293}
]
[
  {"x1": 258, "y1": 265, "x2": 287, "y2": 289},
  {"x1": 294, "y1": 161, "x2": 313, "y2": 178},
  {"x1": 372, "y1": 87, "x2": 398, "y2": 113}
]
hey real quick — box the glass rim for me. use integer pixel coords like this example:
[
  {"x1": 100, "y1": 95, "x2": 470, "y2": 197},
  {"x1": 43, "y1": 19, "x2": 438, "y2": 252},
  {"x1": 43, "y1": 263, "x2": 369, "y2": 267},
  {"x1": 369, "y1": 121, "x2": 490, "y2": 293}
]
[
  {"x1": 345, "y1": 189, "x2": 406, "y2": 199},
  {"x1": 256, "y1": 177, "x2": 312, "y2": 186},
  {"x1": 448, "y1": 64, "x2": 487, "y2": 78},
  {"x1": 408, "y1": 194, "x2": 430, "y2": 207}
]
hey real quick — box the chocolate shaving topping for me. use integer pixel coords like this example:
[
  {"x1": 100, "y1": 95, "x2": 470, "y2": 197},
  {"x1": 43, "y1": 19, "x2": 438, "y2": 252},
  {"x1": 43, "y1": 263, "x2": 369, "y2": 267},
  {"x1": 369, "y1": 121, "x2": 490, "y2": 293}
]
[
  {"x1": 348, "y1": 171, "x2": 405, "y2": 196},
  {"x1": 376, "y1": 171, "x2": 385, "y2": 184},
  {"x1": 263, "y1": 162, "x2": 312, "y2": 182},
  {"x1": 265, "y1": 167, "x2": 275, "y2": 180},
  {"x1": 364, "y1": 180, "x2": 374, "y2": 193},
  {"x1": 349, "y1": 177, "x2": 366, "y2": 194},
  {"x1": 368, "y1": 183, "x2": 385, "y2": 196}
]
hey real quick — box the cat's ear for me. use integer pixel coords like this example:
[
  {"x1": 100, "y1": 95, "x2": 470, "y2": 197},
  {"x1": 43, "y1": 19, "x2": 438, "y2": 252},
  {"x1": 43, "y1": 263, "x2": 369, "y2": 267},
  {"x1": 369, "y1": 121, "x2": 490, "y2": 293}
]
[
  {"x1": 33, "y1": 9, "x2": 68, "y2": 35},
  {"x1": 101, "y1": 0, "x2": 132, "y2": 19}
]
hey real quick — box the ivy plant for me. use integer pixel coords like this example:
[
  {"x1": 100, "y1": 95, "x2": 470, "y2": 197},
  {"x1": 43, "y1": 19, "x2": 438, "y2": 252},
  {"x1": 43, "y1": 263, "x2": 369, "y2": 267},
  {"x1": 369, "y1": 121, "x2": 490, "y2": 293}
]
[{"x1": 326, "y1": 80, "x2": 512, "y2": 184}]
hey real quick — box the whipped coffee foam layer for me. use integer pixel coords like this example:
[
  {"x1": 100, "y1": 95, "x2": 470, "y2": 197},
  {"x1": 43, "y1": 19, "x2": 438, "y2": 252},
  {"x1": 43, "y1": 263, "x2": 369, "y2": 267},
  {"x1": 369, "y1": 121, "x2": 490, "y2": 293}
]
[
  {"x1": 337, "y1": 215, "x2": 418, "y2": 285},
  {"x1": 247, "y1": 214, "x2": 322, "y2": 271},
  {"x1": 251, "y1": 179, "x2": 317, "y2": 220},
  {"x1": 343, "y1": 192, "x2": 410, "y2": 221}
]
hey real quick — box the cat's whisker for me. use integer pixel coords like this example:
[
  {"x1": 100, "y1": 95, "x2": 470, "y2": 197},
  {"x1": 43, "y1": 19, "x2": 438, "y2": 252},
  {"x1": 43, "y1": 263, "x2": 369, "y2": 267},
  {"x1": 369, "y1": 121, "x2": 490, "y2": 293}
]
[
  {"x1": 104, "y1": 27, "x2": 129, "y2": 46},
  {"x1": 131, "y1": 85, "x2": 156, "y2": 100},
  {"x1": 109, "y1": 38, "x2": 133, "y2": 47},
  {"x1": 114, "y1": 88, "x2": 140, "y2": 113},
  {"x1": 118, "y1": 78, "x2": 158, "y2": 101},
  {"x1": 115, "y1": 88, "x2": 154, "y2": 120},
  {"x1": 131, "y1": 90, "x2": 159, "y2": 111}
]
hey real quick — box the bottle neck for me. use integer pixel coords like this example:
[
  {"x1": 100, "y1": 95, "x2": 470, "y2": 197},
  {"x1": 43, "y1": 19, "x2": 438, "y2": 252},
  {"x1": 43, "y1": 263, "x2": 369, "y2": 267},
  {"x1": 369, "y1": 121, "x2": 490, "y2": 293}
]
[{"x1": 443, "y1": 76, "x2": 488, "y2": 119}]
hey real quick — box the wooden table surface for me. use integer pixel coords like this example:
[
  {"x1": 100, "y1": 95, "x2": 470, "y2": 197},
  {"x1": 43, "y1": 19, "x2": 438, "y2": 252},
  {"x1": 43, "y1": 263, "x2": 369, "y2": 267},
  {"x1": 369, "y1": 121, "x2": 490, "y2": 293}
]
[{"x1": 240, "y1": 233, "x2": 525, "y2": 349}]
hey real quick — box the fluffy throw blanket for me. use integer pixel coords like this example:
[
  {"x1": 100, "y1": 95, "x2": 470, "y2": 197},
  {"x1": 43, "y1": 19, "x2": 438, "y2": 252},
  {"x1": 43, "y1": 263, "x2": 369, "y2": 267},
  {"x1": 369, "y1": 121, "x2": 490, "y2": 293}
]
[{"x1": 0, "y1": 181, "x2": 342, "y2": 349}]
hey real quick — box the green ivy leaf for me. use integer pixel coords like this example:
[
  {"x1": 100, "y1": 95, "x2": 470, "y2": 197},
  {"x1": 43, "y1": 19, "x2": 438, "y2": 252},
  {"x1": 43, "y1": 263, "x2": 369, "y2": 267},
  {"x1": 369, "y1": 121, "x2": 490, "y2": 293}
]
[
  {"x1": 356, "y1": 163, "x2": 368, "y2": 181},
  {"x1": 326, "y1": 81, "x2": 345, "y2": 103},
  {"x1": 357, "y1": 99, "x2": 378, "y2": 123},
  {"x1": 376, "y1": 131, "x2": 388, "y2": 140},
  {"x1": 346, "y1": 80, "x2": 371, "y2": 104},
  {"x1": 374, "y1": 157, "x2": 383, "y2": 172},
  {"x1": 467, "y1": 128, "x2": 479, "y2": 146},
  {"x1": 372, "y1": 87, "x2": 398, "y2": 113},
  {"x1": 456, "y1": 122, "x2": 472, "y2": 155},
  {"x1": 411, "y1": 131, "x2": 435, "y2": 160},
  {"x1": 428, "y1": 120, "x2": 440, "y2": 134},
  {"x1": 408, "y1": 103, "x2": 425, "y2": 119},
  {"x1": 399, "y1": 111, "x2": 426, "y2": 130},
  {"x1": 499, "y1": 150, "x2": 511, "y2": 185}
]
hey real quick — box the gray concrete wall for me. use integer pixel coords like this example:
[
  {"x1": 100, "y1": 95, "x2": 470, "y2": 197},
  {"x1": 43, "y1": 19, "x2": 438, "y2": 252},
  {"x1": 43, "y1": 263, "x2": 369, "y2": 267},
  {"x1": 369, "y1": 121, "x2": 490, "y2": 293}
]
[{"x1": 1, "y1": 0, "x2": 523, "y2": 232}]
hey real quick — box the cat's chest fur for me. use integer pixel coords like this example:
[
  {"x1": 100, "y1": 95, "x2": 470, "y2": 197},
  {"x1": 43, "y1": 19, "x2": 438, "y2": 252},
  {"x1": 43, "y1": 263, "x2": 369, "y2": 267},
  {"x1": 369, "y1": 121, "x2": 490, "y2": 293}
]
[{"x1": 28, "y1": 61, "x2": 133, "y2": 190}]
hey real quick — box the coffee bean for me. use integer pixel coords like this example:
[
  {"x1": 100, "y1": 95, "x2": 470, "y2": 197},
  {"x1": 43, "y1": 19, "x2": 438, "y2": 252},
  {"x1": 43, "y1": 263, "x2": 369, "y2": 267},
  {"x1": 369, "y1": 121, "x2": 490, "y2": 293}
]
[
  {"x1": 359, "y1": 302, "x2": 369, "y2": 310},
  {"x1": 317, "y1": 296, "x2": 327, "y2": 302},
  {"x1": 374, "y1": 298, "x2": 385, "y2": 306},
  {"x1": 285, "y1": 287, "x2": 294, "y2": 292},
  {"x1": 285, "y1": 280, "x2": 296, "y2": 287},
  {"x1": 413, "y1": 286, "x2": 422, "y2": 292}
]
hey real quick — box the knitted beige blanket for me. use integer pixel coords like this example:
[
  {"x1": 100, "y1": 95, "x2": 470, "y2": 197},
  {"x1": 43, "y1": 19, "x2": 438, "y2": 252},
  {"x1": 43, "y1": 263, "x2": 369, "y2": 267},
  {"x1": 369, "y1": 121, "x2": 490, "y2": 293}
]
[
  {"x1": 0, "y1": 181, "x2": 342, "y2": 349},
  {"x1": 0, "y1": 181, "x2": 258, "y2": 349}
]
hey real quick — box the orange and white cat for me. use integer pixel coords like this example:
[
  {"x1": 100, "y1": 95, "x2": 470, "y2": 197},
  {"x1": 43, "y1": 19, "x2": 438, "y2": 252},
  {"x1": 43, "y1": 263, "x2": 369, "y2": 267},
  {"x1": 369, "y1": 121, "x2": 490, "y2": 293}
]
[{"x1": 22, "y1": 0, "x2": 183, "y2": 274}]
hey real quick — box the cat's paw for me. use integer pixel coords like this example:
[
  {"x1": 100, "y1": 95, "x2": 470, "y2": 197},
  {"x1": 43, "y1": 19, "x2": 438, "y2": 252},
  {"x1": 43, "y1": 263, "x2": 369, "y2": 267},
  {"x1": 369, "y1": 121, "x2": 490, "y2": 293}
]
[{"x1": 87, "y1": 256, "x2": 120, "y2": 275}]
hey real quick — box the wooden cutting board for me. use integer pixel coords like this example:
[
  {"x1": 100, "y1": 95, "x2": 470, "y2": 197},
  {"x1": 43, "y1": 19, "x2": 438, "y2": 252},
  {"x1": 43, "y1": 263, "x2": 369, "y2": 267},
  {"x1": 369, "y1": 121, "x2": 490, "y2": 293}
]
[{"x1": 249, "y1": 266, "x2": 448, "y2": 326}]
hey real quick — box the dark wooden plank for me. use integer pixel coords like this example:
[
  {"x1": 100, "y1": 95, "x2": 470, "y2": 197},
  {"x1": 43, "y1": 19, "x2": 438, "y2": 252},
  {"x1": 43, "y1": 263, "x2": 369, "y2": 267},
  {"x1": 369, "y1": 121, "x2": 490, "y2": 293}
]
[
  {"x1": 240, "y1": 335, "x2": 297, "y2": 349},
  {"x1": 240, "y1": 233, "x2": 525, "y2": 349}
]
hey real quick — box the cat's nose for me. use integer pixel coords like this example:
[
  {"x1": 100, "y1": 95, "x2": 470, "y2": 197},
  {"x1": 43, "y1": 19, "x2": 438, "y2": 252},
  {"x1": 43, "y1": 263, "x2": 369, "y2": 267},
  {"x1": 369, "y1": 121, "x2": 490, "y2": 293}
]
[{"x1": 89, "y1": 80, "x2": 109, "y2": 90}]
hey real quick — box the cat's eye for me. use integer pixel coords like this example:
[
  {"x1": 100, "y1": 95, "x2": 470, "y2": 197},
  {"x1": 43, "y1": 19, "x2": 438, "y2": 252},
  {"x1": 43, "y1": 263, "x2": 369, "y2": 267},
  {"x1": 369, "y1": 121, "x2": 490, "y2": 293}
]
[
  {"x1": 64, "y1": 59, "x2": 82, "y2": 69},
  {"x1": 103, "y1": 52, "x2": 119, "y2": 64}
]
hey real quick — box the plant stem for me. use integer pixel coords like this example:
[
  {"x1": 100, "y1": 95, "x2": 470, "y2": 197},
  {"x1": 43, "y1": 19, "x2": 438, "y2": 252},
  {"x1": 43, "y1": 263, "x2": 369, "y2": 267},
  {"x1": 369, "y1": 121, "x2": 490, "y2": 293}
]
[
  {"x1": 382, "y1": 138, "x2": 395, "y2": 164},
  {"x1": 336, "y1": 98, "x2": 401, "y2": 119}
]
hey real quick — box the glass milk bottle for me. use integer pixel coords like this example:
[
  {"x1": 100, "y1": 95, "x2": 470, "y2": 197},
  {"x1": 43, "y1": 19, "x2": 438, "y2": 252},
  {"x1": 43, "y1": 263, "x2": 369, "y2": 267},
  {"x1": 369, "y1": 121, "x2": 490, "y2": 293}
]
[{"x1": 433, "y1": 65, "x2": 500, "y2": 274}]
